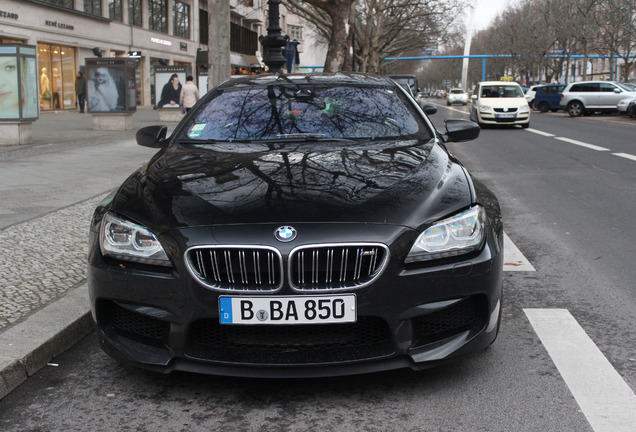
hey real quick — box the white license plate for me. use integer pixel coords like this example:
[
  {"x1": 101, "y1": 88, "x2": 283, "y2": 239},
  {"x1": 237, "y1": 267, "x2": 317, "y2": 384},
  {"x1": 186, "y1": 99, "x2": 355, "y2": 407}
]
[
  {"x1": 219, "y1": 295, "x2": 356, "y2": 325},
  {"x1": 496, "y1": 113, "x2": 516, "y2": 118}
]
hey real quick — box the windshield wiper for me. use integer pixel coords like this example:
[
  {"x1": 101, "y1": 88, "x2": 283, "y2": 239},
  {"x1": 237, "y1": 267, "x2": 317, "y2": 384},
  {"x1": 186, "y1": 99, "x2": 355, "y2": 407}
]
[
  {"x1": 254, "y1": 134, "x2": 358, "y2": 143},
  {"x1": 178, "y1": 138, "x2": 252, "y2": 144},
  {"x1": 178, "y1": 136, "x2": 360, "y2": 145}
]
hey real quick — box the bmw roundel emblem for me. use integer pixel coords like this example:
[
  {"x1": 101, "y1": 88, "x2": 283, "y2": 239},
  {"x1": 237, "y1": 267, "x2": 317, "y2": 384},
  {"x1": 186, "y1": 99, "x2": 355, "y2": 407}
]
[{"x1": 275, "y1": 226, "x2": 297, "y2": 242}]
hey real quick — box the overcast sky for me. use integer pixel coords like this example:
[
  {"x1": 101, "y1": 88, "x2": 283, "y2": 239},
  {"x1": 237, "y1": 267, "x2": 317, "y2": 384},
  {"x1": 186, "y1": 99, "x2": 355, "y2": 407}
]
[{"x1": 471, "y1": 0, "x2": 519, "y2": 31}]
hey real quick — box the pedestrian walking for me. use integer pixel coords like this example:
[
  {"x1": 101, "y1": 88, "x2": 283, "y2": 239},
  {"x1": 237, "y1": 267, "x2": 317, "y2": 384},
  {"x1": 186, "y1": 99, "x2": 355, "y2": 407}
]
[
  {"x1": 179, "y1": 75, "x2": 199, "y2": 113},
  {"x1": 75, "y1": 71, "x2": 87, "y2": 113}
]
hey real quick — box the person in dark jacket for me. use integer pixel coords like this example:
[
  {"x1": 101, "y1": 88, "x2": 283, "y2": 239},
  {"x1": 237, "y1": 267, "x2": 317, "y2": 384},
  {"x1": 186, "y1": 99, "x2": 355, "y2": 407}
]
[
  {"x1": 157, "y1": 74, "x2": 182, "y2": 108},
  {"x1": 75, "y1": 71, "x2": 87, "y2": 113}
]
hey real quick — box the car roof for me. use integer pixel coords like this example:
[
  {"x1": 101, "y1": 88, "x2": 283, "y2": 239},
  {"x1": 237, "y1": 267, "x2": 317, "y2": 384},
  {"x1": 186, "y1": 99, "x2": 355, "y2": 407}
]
[
  {"x1": 478, "y1": 81, "x2": 522, "y2": 86},
  {"x1": 220, "y1": 72, "x2": 396, "y2": 90},
  {"x1": 567, "y1": 80, "x2": 621, "y2": 85}
]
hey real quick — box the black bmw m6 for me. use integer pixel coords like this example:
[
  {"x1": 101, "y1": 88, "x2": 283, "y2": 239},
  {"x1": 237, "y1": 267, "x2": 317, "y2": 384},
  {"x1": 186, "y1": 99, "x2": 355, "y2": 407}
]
[{"x1": 88, "y1": 73, "x2": 504, "y2": 377}]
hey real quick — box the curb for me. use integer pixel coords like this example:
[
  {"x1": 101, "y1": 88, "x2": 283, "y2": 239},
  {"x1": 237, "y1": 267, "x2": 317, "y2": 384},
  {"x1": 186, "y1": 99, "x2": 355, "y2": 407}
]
[{"x1": 0, "y1": 284, "x2": 94, "y2": 399}]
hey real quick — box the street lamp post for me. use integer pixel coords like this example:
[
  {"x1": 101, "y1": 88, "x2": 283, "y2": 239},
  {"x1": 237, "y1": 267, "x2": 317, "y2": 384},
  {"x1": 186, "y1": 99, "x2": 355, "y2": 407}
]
[{"x1": 259, "y1": 0, "x2": 289, "y2": 73}]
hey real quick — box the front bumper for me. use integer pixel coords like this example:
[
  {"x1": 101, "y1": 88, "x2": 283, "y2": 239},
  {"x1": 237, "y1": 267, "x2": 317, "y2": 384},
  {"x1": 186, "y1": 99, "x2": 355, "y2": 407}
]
[
  {"x1": 88, "y1": 223, "x2": 504, "y2": 377},
  {"x1": 477, "y1": 110, "x2": 530, "y2": 125}
]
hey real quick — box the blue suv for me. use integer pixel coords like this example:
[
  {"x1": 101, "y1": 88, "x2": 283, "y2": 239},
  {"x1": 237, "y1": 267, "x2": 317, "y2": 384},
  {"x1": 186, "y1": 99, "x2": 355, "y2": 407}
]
[{"x1": 533, "y1": 84, "x2": 566, "y2": 112}]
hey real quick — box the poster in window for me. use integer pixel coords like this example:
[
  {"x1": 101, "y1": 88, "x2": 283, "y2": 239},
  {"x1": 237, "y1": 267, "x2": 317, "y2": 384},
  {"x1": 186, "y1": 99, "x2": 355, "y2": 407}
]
[
  {"x1": 21, "y1": 57, "x2": 39, "y2": 119},
  {"x1": 86, "y1": 58, "x2": 137, "y2": 113},
  {"x1": 0, "y1": 55, "x2": 20, "y2": 119},
  {"x1": 155, "y1": 66, "x2": 190, "y2": 109}
]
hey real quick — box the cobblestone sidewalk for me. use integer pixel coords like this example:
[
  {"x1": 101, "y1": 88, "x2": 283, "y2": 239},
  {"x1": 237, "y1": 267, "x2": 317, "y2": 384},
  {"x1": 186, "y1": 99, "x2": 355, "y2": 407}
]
[{"x1": 0, "y1": 195, "x2": 105, "y2": 330}]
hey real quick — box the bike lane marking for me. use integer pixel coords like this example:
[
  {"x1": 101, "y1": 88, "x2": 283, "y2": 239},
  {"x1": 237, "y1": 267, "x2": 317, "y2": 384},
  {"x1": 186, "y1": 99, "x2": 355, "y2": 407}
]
[
  {"x1": 613, "y1": 152, "x2": 636, "y2": 162},
  {"x1": 553, "y1": 137, "x2": 610, "y2": 151},
  {"x1": 524, "y1": 308, "x2": 636, "y2": 432},
  {"x1": 526, "y1": 128, "x2": 556, "y2": 137},
  {"x1": 503, "y1": 232, "x2": 535, "y2": 272}
]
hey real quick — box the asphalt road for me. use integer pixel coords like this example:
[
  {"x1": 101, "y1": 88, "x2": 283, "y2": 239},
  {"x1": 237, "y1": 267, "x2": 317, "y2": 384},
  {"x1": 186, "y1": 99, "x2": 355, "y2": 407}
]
[{"x1": 1, "y1": 105, "x2": 635, "y2": 431}]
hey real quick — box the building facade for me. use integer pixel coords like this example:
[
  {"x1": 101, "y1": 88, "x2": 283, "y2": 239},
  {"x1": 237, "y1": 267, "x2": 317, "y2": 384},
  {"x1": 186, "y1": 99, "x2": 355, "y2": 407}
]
[{"x1": 0, "y1": 0, "x2": 326, "y2": 110}]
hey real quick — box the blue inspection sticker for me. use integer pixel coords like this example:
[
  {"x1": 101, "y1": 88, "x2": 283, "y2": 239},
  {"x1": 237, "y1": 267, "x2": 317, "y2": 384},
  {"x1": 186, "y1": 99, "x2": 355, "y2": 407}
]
[{"x1": 219, "y1": 297, "x2": 233, "y2": 324}]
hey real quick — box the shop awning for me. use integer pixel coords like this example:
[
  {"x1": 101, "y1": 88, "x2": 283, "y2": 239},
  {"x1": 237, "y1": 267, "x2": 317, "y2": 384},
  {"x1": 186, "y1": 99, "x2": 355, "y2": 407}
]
[
  {"x1": 230, "y1": 53, "x2": 262, "y2": 68},
  {"x1": 196, "y1": 51, "x2": 262, "y2": 69}
]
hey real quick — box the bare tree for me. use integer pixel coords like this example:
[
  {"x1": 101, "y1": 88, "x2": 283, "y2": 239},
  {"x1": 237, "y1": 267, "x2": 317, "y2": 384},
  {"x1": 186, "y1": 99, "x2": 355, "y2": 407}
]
[
  {"x1": 353, "y1": 0, "x2": 466, "y2": 74},
  {"x1": 286, "y1": 0, "x2": 464, "y2": 73},
  {"x1": 595, "y1": 0, "x2": 636, "y2": 81},
  {"x1": 286, "y1": 0, "x2": 357, "y2": 72}
]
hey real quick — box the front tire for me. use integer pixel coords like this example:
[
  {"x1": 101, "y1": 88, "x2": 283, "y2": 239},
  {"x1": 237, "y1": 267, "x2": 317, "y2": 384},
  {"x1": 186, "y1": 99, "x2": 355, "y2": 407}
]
[
  {"x1": 521, "y1": 122, "x2": 530, "y2": 129},
  {"x1": 567, "y1": 101, "x2": 584, "y2": 117}
]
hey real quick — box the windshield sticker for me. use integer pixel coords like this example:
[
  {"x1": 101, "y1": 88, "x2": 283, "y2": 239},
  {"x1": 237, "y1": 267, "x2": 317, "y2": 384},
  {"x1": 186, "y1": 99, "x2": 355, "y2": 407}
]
[{"x1": 188, "y1": 124, "x2": 206, "y2": 138}]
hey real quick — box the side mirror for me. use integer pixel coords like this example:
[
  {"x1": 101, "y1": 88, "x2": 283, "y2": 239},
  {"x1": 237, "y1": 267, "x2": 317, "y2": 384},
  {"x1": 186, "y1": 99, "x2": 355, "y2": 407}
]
[
  {"x1": 136, "y1": 125, "x2": 168, "y2": 148},
  {"x1": 421, "y1": 104, "x2": 437, "y2": 115},
  {"x1": 614, "y1": 88, "x2": 621, "y2": 93},
  {"x1": 443, "y1": 119, "x2": 480, "y2": 142}
]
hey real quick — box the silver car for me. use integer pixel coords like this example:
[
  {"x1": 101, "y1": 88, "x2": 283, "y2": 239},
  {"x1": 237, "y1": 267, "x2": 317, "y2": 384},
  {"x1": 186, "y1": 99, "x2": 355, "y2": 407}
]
[
  {"x1": 447, "y1": 88, "x2": 469, "y2": 105},
  {"x1": 560, "y1": 81, "x2": 636, "y2": 117}
]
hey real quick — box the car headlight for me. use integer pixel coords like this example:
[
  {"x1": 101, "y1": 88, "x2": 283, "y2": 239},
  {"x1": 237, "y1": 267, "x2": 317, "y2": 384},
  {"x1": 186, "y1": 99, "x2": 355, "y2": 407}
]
[
  {"x1": 479, "y1": 105, "x2": 492, "y2": 114},
  {"x1": 406, "y1": 206, "x2": 486, "y2": 263},
  {"x1": 99, "y1": 212, "x2": 171, "y2": 266},
  {"x1": 519, "y1": 105, "x2": 530, "y2": 113}
]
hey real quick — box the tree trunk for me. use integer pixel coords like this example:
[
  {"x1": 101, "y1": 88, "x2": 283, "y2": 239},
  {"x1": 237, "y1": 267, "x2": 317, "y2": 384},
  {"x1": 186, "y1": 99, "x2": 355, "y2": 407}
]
[
  {"x1": 306, "y1": 0, "x2": 355, "y2": 72},
  {"x1": 208, "y1": 0, "x2": 231, "y2": 90}
]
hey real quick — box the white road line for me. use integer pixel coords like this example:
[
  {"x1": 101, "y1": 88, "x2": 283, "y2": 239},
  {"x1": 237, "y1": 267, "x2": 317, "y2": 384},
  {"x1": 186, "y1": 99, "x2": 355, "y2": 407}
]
[
  {"x1": 526, "y1": 128, "x2": 556, "y2": 137},
  {"x1": 503, "y1": 232, "x2": 536, "y2": 271},
  {"x1": 554, "y1": 137, "x2": 610, "y2": 152},
  {"x1": 524, "y1": 309, "x2": 636, "y2": 432},
  {"x1": 429, "y1": 102, "x2": 470, "y2": 115},
  {"x1": 613, "y1": 152, "x2": 636, "y2": 162}
]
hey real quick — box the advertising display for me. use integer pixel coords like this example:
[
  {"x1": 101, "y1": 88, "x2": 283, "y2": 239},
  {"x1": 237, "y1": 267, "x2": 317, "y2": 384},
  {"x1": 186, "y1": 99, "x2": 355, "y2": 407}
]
[
  {"x1": 155, "y1": 65, "x2": 191, "y2": 109},
  {"x1": 0, "y1": 44, "x2": 39, "y2": 121},
  {"x1": 197, "y1": 70, "x2": 208, "y2": 96},
  {"x1": 86, "y1": 58, "x2": 137, "y2": 113}
]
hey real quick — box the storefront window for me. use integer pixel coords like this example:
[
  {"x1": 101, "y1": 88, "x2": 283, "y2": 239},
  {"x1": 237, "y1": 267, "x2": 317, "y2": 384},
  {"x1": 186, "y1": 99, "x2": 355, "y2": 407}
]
[
  {"x1": 174, "y1": 1, "x2": 190, "y2": 38},
  {"x1": 37, "y1": 43, "x2": 76, "y2": 111}
]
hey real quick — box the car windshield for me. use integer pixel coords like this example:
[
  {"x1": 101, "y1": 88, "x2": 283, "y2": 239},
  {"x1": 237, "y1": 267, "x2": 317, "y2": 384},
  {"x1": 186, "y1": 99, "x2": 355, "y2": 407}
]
[
  {"x1": 179, "y1": 84, "x2": 430, "y2": 142},
  {"x1": 617, "y1": 82, "x2": 635, "y2": 92},
  {"x1": 450, "y1": 89, "x2": 465, "y2": 94},
  {"x1": 480, "y1": 85, "x2": 524, "y2": 98}
]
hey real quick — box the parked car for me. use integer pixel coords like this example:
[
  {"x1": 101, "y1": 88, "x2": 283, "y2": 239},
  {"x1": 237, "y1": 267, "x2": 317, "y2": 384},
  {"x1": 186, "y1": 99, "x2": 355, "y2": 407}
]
[
  {"x1": 469, "y1": 81, "x2": 530, "y2": 128},
  {"x1": 388, "y1": 74, "x2": 419, "y2": 95},
  {"x1": 88, "y1": 73, "x2": 503, "y2": 378},
  {"x1": 627, "y1": 99, "x2": 636, "y2": 118},
  {"x1": 525, "y1": 85, "x2": 539, "y2": 107},
  {"x1": 447, "y1": 88, "x2": 469, "y2": 105},
  {"x1": 559, "y1": 81, "x2": 636, "y2": 117},
  {"x1": 617, "y1": 96, "x2": 636, "y2": 114},
  {"x1": 532, "y1": 84, "x2": 566, "y2": 113}
]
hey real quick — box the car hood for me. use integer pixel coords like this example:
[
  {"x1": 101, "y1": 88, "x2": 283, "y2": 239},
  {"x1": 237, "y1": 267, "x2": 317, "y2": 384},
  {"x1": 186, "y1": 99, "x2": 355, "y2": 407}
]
[{"x1": 109, "y1": 139, "x2": 472, "y2": 233}]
